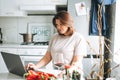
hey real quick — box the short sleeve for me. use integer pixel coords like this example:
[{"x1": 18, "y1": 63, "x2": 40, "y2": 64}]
[
  {"x1": 74, "y1": 35, "x2": 87, "y2": 56},
  {"x1": 47, "y1": 33, "x2": 57, "y2": 52}
]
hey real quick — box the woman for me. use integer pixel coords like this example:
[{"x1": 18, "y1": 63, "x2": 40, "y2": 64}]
[{"x1": 26, "y1": 11, "x2": 87, "y2": 79}]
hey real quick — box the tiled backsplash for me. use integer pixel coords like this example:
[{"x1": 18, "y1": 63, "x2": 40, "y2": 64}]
[
  {"x1": 0, "y1": 16, "x2": 55, "y2": 44},
  {"x1": 29, "y1": 23, "x2": 54, "y2": 42}
]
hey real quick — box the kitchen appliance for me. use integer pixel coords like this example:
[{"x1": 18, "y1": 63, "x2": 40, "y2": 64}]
[{"x1": 20, "y1": 33, "x2": 36, "y2": 45}]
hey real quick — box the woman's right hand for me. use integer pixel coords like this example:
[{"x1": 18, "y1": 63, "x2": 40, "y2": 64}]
[{"x1": 25, "y1": 63, "x2": 38, "y2": 71}]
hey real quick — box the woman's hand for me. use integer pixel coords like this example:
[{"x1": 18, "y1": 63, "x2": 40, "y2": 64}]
[{"x1": 25, "y1": 63, "x2": 38, "y2": 71}]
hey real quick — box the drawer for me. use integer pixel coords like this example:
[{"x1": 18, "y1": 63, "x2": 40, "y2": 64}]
[
  {"x1": 0, "y1": 48, "x2": 17, "y2": 54},
  {"x1": 17, "y1": 48, "x2": 47, "y2": 55}
]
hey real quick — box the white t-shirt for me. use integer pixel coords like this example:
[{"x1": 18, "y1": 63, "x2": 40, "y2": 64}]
[{"x1": 47, "y1": 32, "x2": 87, "y2": 65}]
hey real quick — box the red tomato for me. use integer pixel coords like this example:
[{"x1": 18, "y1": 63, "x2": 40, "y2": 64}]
[
  {"x1": 47, "y1": 73, "x2": 56, "y2": 78},
  {"x1": 42, "y1": 72, "x2": 49, "y2": 80},
  {"x1": 64, "y1": 65, "x2": 71, "y2": 69},
  {"x1": 28, "y1": 70, "x2": 38, "y2": 76},
  {"x1": 26, "y1": 70, "x2": 39, "y2": 80},
  {"x1": 26, "y1": 75, "x2": 37, "y2": 80},
  {"x1": 36, "y1": 71, "x2": 49, "y2": 80}
]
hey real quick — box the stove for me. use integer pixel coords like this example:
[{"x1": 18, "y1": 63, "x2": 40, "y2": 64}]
[
  {"x1": 34, "y1": 42, "x2": 49, "y2": 45},
  {"x1": 21, "y1": 42, "x2": 49, "y2": 45}
]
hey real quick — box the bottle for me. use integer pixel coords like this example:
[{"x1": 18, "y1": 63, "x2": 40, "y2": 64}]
[
  {"x1": 0, "y1": 28, "x2": 3, "y2": 44},
  {"x1": 63, "y1": 65, "x2": 72, "y2": 80}
]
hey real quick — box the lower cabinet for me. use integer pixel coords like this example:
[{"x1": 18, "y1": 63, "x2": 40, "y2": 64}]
[
  {"x1": 82, "y1": 58, "x2": 100, "y2": 77},
  {"x1": 0, "y1": 46, "x2": 53, "y2": 73},
  {"x1": 0, "y1": 48, "x2": 17, "y2": 73},
  {"x1": 17, "y1": 48, "x2": 53, "y2": 69}
]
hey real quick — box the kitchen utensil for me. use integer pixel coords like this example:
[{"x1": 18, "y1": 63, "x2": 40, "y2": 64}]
[{"x1": 20, "y1": 33, "x2": 36, "y2": 44}]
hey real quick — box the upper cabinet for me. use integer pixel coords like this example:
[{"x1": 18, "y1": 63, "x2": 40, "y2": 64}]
[
  {"x1": 20, "y1": 0, "x2": 67, "y2": 5},
  {"x1": 20, "y1": 0, "x2": 67, "y2": 15},
  {"x1": 0, "y1": 0, "x2": 27, "y2": 17},
  {"x1": 0, "y1": 0, "x2": 67, "y2": 17}
]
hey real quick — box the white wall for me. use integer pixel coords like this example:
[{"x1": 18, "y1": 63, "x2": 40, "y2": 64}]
[
  {"x1": 112, "y1": 0, "x2": 120, "y2": 79},
  {"x1": 0, "y1": 16, "x2": 54, "y2": 44}
]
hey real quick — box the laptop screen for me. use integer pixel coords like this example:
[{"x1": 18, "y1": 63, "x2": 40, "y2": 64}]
[{"x1": 1, "y1": 52, "x2": 26, "y2": 77}]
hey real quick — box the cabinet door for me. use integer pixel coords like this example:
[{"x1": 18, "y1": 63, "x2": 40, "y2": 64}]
[
  {"x1": 1, "y1": 48, "x2": 17, "y2": 54},
  {"x1": 0, "y1": 0, "x2": 26, "y2": 16},
  {"x1": 0, "y1": 51, "x2": 8, "y2": 73},
  {"x1": 17, "y1": 48, "x2": 47, "y2": 55},
  {"x1": 21, "y1": 0, "x2": 67, "y2": 5},
  {"x1": 17, "y1": 48, "x2": 53, "y2": 69},
  {"x1": 0, "y1": 48, "x2": 17, "y2": 73}
]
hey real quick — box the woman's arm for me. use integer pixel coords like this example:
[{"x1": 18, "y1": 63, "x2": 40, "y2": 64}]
[
  {"x1": 70, "y1": 55, "x2": 83, "y2": 67},
  {"x1": 35, "y1": 51, "x2": 52, "y2": 69},
  {"x1": 26, "y1": 51, "x2": 52, "y2": 70}
]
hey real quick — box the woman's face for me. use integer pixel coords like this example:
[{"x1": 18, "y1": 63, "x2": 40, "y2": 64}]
[{"x1": 55, "y1": 19, "x2": 68, "y2": 35}]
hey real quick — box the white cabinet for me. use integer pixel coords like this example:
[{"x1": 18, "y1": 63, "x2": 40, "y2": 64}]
[
  {"x1": 0, "y1": 48, "x2": 17, "y2": 73},
  {"x1": 0, "y1": 0, "x2": 67, "y2": 17},
  {"x1": 17, "y1": 48, "x2": 47, "y2": 56},
  {"x1": 0, "y1": 0, "x2": 26, "y2": 17},
  {"x1": 17, "y1": 47, "x2": 53, "y2": 69},
  {"x1": 82, "y1": 58, "x2": 100, "y2": 76},
  {"x1": 21, "y1": 0, "x2": 67, "y2": 5},
  {"x1": 0, "y1": 51, "x2": 8, "y2": 73},
  {"x1": 0, "y1": 48, "x2": 17, "y2": 53},
  {"x1": 0, "y1": 45, "x2": 53, "y2": 73}
]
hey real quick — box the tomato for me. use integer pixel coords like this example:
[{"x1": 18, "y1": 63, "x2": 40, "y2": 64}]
[
  {"x1": 26, "y1": 70, "x2": 39, "y2": 80},
  {"x1": 28, "y1": 70, "x2": 38, "y2": 76},
  {"x1": 25, "y1": 70, "x2": 57, "y2": 80},
  {"x1": 64, "y1": 65, "x2": 71, "y2": 69},
  {"x1": 42, "y1": 72, "x2": 49, "y2": 80},
  {"x1": 36, "y1": 71, "x2": 49, "y2": 80},
  {"x1": 47, "y1": 73, "x2": 56, "y2": 78},
  {"x1": 26, "y1": 75, "x2": 37, "y2": 80}
]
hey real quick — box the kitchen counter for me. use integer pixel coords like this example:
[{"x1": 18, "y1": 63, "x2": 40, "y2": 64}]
[
  {"x1": 0, "y1": 73, "x2": 25, "y2": 80},
  {"x1": 0, "y1": 43, "x2": 48, "y2": 49},
  {"x1": 0, "y1": 43, "x2": 49, "y2": 73}
]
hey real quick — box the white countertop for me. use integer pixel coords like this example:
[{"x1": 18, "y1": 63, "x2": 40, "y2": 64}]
[
  {"x1": 0, "y1": 43, "x2": 48, "y2": 49},
  {"x1": 0, "y1": 73, "x2": 25, "y2": 80}
]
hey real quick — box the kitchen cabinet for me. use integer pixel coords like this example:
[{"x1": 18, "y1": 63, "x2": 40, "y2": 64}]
[
  {"x1": 17, "y1": 47, "x2": 53, "y2": 69},
  {"x1": 0, "y1": 44, "x2": 53, "y2": 73},
  {"x1": 0, "y1": 0, "x2": 26, "y2": 17},
  {"x1": 21, "y1": 0, "x2": 67, "y2": 5},
  {"x1": 0, "y1": 0, "x2": 67, "y2": 17},
  {"x1": 0, "y1": 48, "x2": 17, "y2": 73}
]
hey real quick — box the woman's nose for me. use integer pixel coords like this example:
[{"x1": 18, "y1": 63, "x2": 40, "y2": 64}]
[{"x1": 56, "y1": 25, "x2": 61, "y2": 29}]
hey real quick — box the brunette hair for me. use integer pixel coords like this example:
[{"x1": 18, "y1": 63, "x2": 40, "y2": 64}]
[{"x1": 52, "y1": 11, "x2": 75, "y2": 36}]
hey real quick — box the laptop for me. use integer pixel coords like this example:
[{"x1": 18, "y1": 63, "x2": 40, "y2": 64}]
[{"x1": 1, "y1": 52, "x2": 27, "y2": 77}]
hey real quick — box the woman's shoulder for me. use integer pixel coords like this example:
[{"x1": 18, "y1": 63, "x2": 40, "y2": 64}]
[
  {"x1": 52, "y1": 33, "x2": 59, "y2": 37},
  {"x1": 50, "y1": 33, "x2": 59, "y2": 39},
  {"x1": 73, "y1": 32, "x2": 85, "y2": 39}
]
